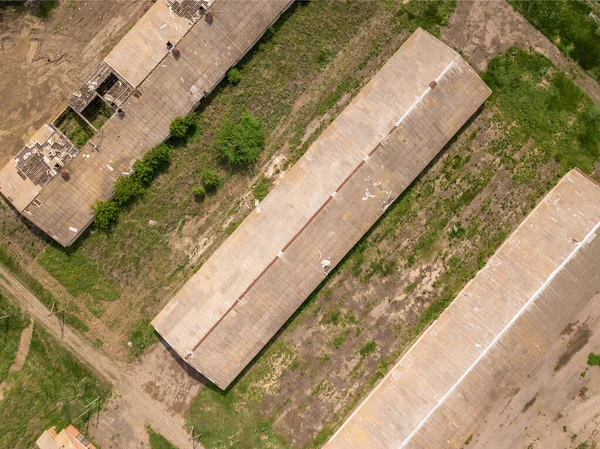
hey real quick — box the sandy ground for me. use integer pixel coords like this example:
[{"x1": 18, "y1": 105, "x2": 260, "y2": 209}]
[
  {"x1": 0, "y1": 0, "x2": 152, "y2": 161},
  {"x1": 442, "y1": 0, "x2": 600, "y2": 105},
  {"x1": 0, "y1": 264, "x2": 202, "y2": 449},
  {"x1": 469, "y1": 294, "x2": 600, "y2": 449}
]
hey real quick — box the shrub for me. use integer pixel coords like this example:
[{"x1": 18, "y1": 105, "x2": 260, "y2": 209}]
[
  {"x1": 93, "y1": 200, "x2": 120, "y2": 230},
  {"x1": 227, "y1": 68, "x2": 242, "y2": 84},
  {"x1": 113, "y1": 176, "x2": 145, "y2": 206},
  {"x1": 201, "y1": 168, "x2": 222, "y2": 191},
  {"x1": 134, "y1": 144, "x2": 171, "y2": 186},
  {"x1": 191, "y1": 186, "x2": 206, "y2": 199},
  {"x1": 213, "y1": 110, "x2": 264, "y2": 166},
  {"x1": 169, "y1": 113, "x2": 197, "y2": 139},
  {"x1": 588, "y1": 352, "x2": 600, "y2": 367}
]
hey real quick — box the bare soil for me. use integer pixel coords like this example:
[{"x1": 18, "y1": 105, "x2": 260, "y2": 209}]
[{"x1": 0, "y1": 0, "x2": 152, "y2": 161}]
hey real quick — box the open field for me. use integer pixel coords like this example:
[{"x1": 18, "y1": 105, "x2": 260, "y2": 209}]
[
  {"x1": 508, "y1": 0, "x2": 600, "y2": 82},
  {"x1": 0, "y1": 315, "x2": 110, "y2": 449},
  {"x1": 0, "y1": 1, "x2": 598, "y2": 449}
]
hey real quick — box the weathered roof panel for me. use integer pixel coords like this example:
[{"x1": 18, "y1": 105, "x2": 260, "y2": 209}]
[
  {"x1": 324, "y1": 168, "x2": 600, "y2": 449},
  {"x1": 152, "y1": 28, "x2": 492, "y2": 389}
]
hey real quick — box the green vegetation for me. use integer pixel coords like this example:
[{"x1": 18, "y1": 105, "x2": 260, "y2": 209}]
[
  {"x1": 0, "y1": 324, "x2": 110, "y2": 448},
  {"x1": 84, "y1": 97, "x2": 113, "y2": 129},
  {"x1": 227, "y1": 68, "x2": 242, "y2": 85},
  {"x1": 0, "y1": 292, "x2": 29, "y2": 382},
  {"x1": 169, "y1": 113, "x2": 199, "y2": 139},
  {"x1": 509, "y1": 0, "x2": 600, "y2": 82},
  {"x1": 93, "y1": 144, "x2": 171, "y2": 229},
  {"x1": 482, "y1": 47, "x2": 600, "y2": 173},
  {"x1": 0, "y1": 246, "x2": 88, "y2": 332},
  {"x1": 128, "y1": 320, "x2": 158, "y2": 358},
  {"x1": 147, "y1": 426, "x2": 178, "y2": 449},
  {"x1": 191, "y1": 186, "x2": 206, "y2": 199},
  {"x1": 54, "y1": 108, "x2": 94, "y2": 148},
  {"x1": 92, "y1": 200, "x2": 119, "y2": 231},
  {"x1": 200, "y1": 168, "x2": 222, "y2": 192},
  {"x1": 187, "y1": 361, "x2": 292, "y2": 449},
  {"x1": 588, "y1": 352, "x2": 600, "y2": 366},
  {"x1": 213, "y1": 110, "x2": 265, "y2": 166},
  {"x1": 253, "y1": 177, "x2": 271, "y2": 201},
  {"x1": 359, "y1": 340, "x2": 377, "y2": 357},
  {"x1": 38, "y1": 244, "x2": 120, "y2": 303}
]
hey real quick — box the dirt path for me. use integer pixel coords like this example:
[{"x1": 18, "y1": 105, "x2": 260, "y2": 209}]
[
  {"x1": 0, "y1": 265, "x2": 202, "y2": 449},
  {"x1": 441, "y1": 0, "x2": 600, "y2": 104},
  {"x1": 9, "y1": 319, "x2": 33, "y2": 373}
]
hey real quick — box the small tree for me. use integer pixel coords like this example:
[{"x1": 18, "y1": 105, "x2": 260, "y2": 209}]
[
  {"x1": 227, "y1": 68, "x2": 242, "y2": 85},
  {"x1": 200, "y1": 169, "x2": 222, "y2": 192},
  {"x1": 169, "y1": 113, "x2": 197, "y2": 139},
  {"x1": 191, "y1": 186, "x2": 206, "y2": 199},
  {"x1": 93, "y1": 200, "x2": 119, "y2": 230},
  {"x1": 213, "y1": 110, "x2": 264, "y2": 166},
  {"x1": 113, "y1": 176, "x2": 145, "y2": 206}
]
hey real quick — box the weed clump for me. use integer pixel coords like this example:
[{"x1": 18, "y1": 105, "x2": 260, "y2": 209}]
[
  {"x1": 227, "y1": 68, "x2": 242, "y2": 85},
  {"x1": 200, "y1": 168, "x2": 222, "y2": 192},
  {"x1": 213, "y1": 110, "x2": 264, "y2": 166}
]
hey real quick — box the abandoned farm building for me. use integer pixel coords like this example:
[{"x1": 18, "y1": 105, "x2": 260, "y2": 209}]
[
  {"x1": 0, "y1": 0, "x2": 292, "y2": 246},
  {"x1": 152, "y1": 28, "x2": 492, "y2": 389},
  {"x1": 36, "y1": 425, "x2": 96, "y2": 449},
  {"x1": 324, "y1": 169, "x2": 600, "y2": 449}
]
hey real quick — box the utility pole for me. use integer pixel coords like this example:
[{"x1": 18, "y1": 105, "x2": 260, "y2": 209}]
[{"x1": 48, "y1": 302, "x2": 67, "y2": 338}]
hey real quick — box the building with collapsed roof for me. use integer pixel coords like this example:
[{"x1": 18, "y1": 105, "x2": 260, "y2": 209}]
[
  {"x1": 0, "y1": 0, "x2": 292, "y2": 246},
  {"x1": 152, "y1": 28, "x2": 492, "y2": 389}
]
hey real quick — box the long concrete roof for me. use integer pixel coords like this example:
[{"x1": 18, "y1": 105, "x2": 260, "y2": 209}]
[
  {"x1": 324, "y1": 168, "x2": 600, "y2": 449},
  {"x1": 0, "y1": 0, "x2": 292, "y2": 246},
  {"x1": 152, "y1": 28, "x2": 491, "y2": 389}
]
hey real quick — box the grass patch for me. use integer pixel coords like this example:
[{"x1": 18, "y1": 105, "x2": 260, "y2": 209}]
[
  {"x1": 54, "y1": 108, "x2": 94, "y2": 148},
  {"x1": 147, "y1": 425, "x2": 178, "y2": 449},
  {"x1": 128, "y1": 319, "x2": 158, "y2": 359},
  {"x1": 39, "y1": 244, "x2": 120, "y2": 303},
  {"x1": 0, "y1": 246, "x2": 88, "y2": 332},
  {"x1": 0, "y1": 324, "x2": 110, "y2": 448},
  {"x1": 0, "y1": 291, "x2": 29, "y2": 382},
  {"x1": 482, "y1": 47, "x2": 600, "y2": 173},
  {"x1": 509, "y1": 0, "x2": 600, "y2": 82},
  {"x1": 253, "y1": 176, "x2": 271, "y2": 201}
]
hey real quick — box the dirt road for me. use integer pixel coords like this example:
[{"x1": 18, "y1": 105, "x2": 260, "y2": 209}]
[{"x1": 0, "y1": 264, "x2": 202, "y2": 449}]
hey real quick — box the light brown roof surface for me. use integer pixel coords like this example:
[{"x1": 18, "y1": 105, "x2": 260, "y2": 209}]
[
  {"x1": 152, "y1": 28, "x2": 491, "y2": 389},
  {"x1": 104, "y1": 0, "x2": 193, "y2": 87},
  {"x1": 324, "y1": 168, "x2": 600, "y2": 449},
  {"x1": 11, "y1": 0, "x2": 291, "y2": 246},
  {"x1": 36, "y1": 425, "x2": 96, "y2": 449}
]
